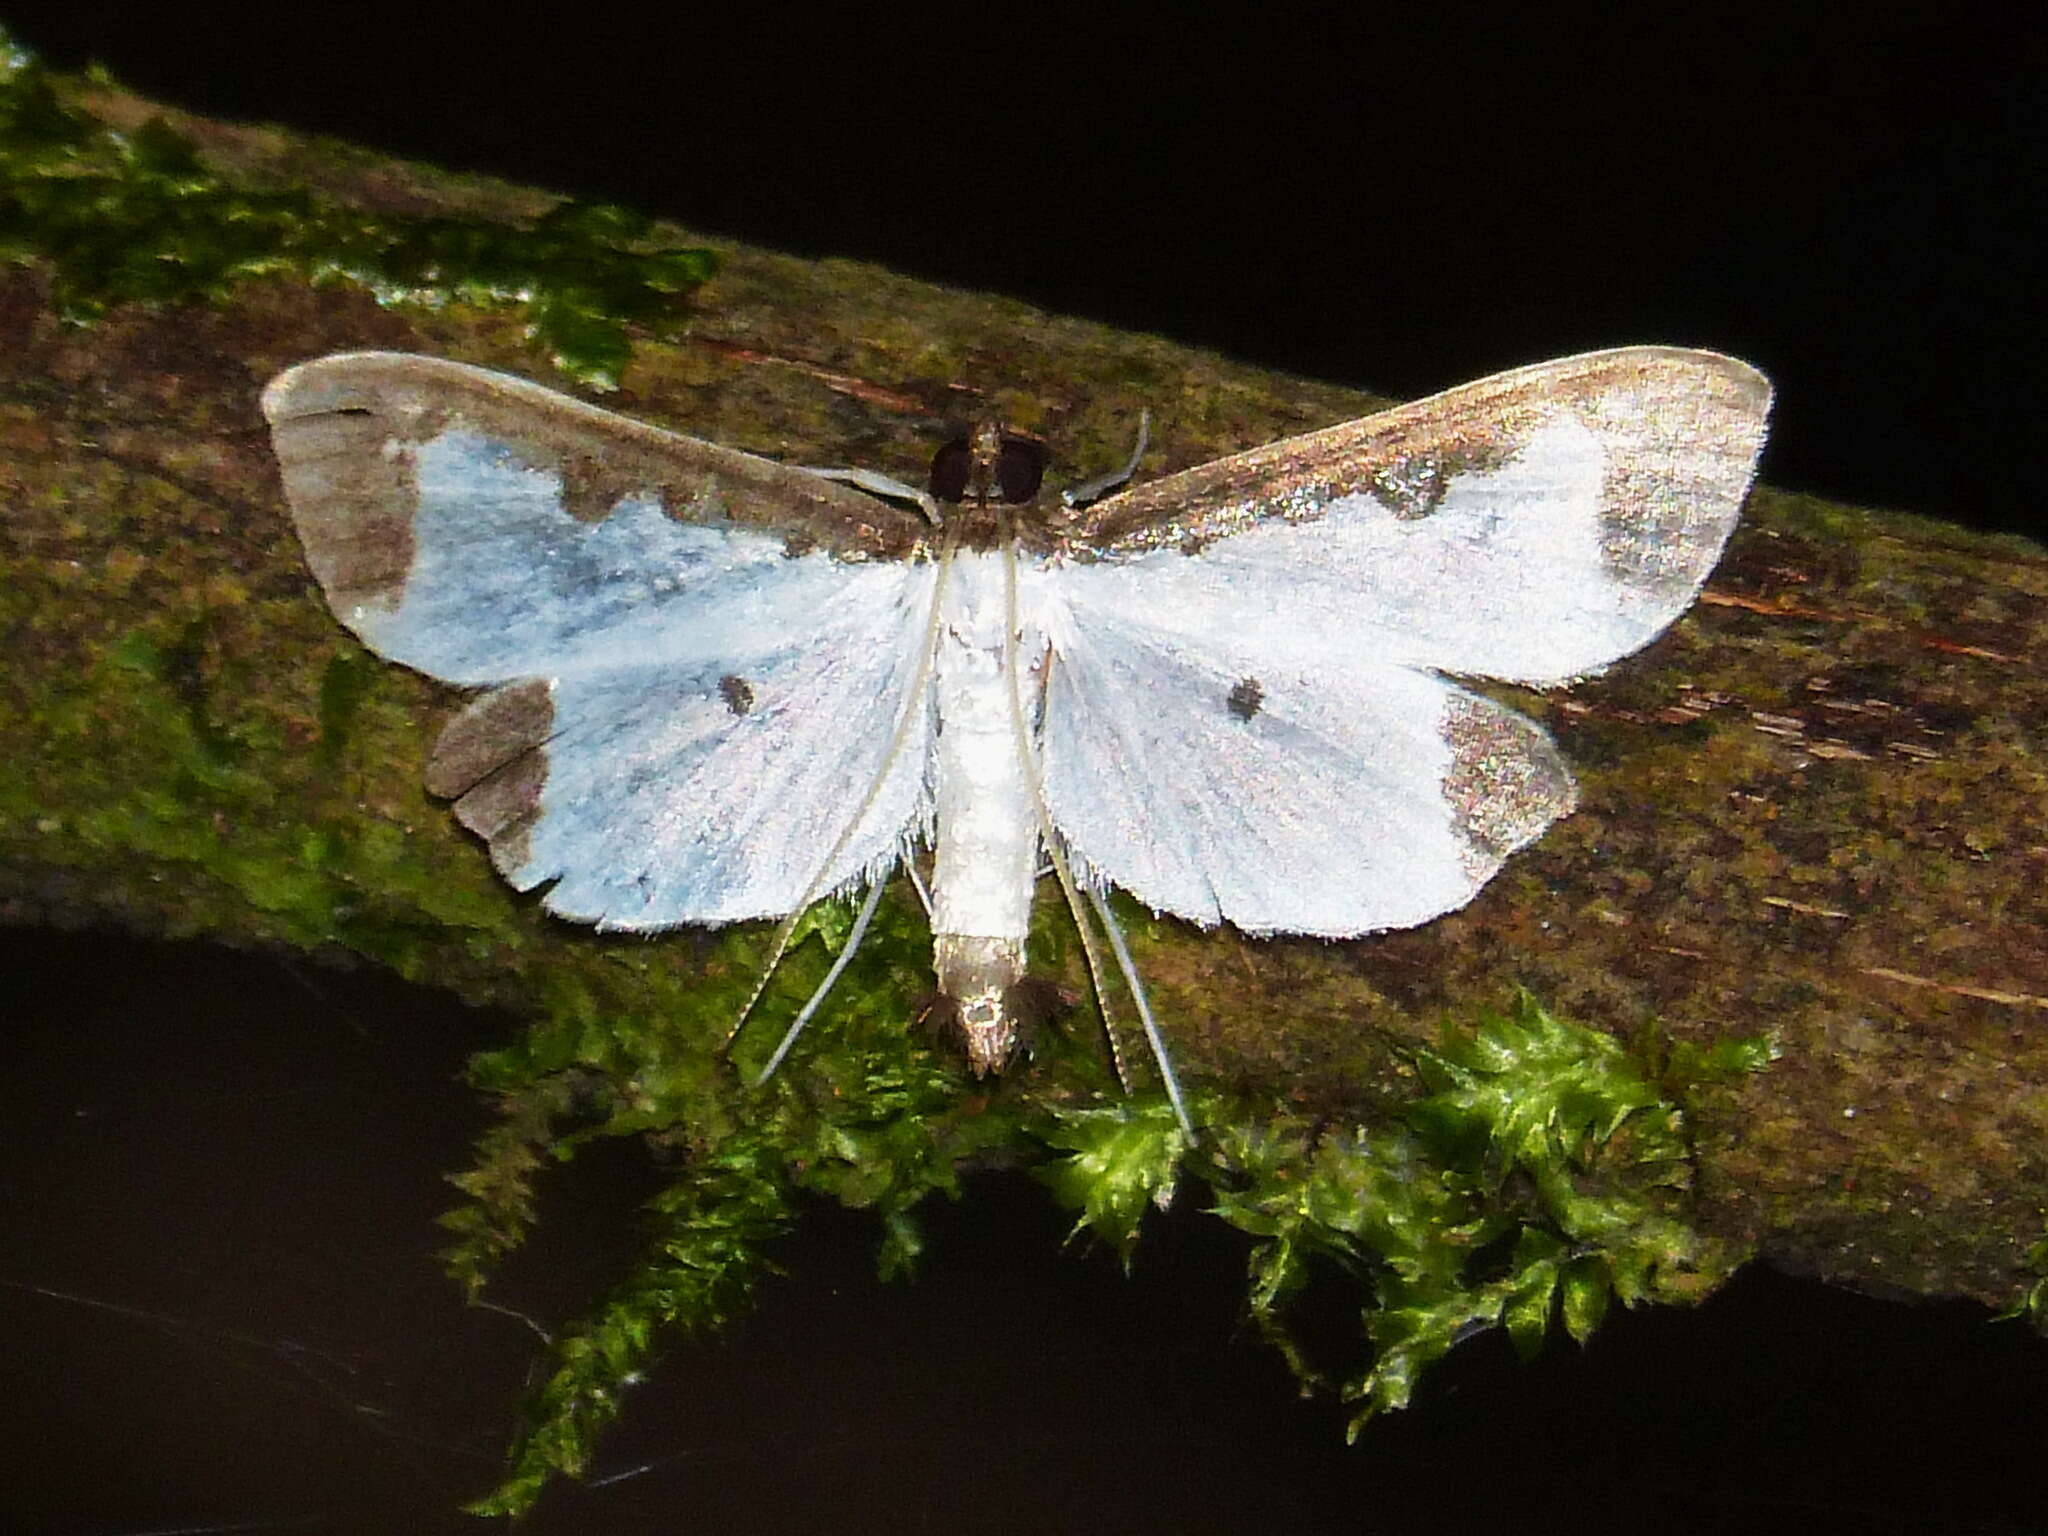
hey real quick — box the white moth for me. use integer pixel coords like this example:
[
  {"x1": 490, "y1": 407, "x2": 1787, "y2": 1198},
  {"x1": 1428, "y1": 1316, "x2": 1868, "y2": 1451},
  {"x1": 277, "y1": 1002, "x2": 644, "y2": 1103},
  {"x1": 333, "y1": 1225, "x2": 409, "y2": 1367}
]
[{"x1": 263, "y1": 348, "x2": 1770, "y2": 1124}]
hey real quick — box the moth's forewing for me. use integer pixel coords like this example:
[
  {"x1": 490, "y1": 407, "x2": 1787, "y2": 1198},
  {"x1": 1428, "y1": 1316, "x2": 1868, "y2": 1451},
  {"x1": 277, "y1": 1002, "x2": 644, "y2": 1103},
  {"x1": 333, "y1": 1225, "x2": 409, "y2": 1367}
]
[
  {"x1": 262, "y1": 351, "x2": 927, "y2": 624},
  {"x1": 261, "y1": 353, "x2": 936, "y2": 929},
  {"x1": 1069, "y1": 346, "x2": 1769, "y2": 669}
]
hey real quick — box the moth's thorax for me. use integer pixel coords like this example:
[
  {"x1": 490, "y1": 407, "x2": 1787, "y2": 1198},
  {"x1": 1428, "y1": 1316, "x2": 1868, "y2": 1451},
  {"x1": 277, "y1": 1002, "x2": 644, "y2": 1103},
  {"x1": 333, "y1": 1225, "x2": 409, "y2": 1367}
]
[
  {"x1": 938, "y1": 503, "x2": 1074, "y2": 554},
  {"x1": 928, "y1": 551, "x2": 1048, "y2": 1069}
]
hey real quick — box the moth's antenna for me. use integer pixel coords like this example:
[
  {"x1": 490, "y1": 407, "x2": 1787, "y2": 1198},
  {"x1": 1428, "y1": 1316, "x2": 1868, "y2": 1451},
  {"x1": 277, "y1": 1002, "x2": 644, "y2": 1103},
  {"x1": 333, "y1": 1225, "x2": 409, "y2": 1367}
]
[
  {"x1": 799, "y1": 465, "x2": 944, "y2": 527},
  {"x1": 752, "y1": 875, "x2": 890, "y2": 1084},
  {"x1": 995, "y1": 517, "x2": 1139, "y2": 1103},
  {"x1": 1061, "y1": 410, "x2": 1152, "y2": 510},
  {"x1": 1085, "y1": 887, "x2": 1192, "y2": 1136},
  {"x1": 727, "y1": 532, "x2": 958, "y2": 1053}
]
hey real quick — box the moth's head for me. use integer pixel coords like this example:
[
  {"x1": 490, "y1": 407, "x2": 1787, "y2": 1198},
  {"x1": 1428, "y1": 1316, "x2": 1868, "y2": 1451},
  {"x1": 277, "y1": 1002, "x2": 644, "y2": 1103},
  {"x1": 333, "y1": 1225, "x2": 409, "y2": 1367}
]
[{"x1": 928, "y1": 419, "x2": 1049, "y2": 509}]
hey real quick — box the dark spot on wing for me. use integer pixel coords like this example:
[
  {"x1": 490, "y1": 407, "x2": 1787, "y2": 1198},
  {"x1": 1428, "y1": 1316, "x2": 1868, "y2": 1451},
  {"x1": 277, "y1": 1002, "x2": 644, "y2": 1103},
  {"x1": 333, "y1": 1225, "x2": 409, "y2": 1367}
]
[
  {"x1": 558, "y1": 450, "x2": 614, "y2": 523},
  {"x1": 1227, "y1": 677, "x2": 1264, "y2": 721},
  {"x1": 1369, "y1": 453, "x2": 1450, "y2": 519},
  {"x1": 719, "y1": 674, "x2": 755, "y2": 716}
]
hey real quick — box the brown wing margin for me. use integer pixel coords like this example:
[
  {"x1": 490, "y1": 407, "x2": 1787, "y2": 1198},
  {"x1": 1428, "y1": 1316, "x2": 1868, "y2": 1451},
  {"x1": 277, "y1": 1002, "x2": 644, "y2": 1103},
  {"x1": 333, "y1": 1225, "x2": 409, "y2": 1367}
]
[
  {"x1": 260, "y1": 351, "x2": 930, "y2": 617},
  {"x1": 1067, "y1": 347, "x2": 1771, "y2": 559}
]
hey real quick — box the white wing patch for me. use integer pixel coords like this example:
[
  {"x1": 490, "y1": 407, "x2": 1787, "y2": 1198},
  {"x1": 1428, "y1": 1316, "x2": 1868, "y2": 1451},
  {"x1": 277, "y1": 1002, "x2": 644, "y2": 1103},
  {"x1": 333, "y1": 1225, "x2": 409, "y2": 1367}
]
[
  {"x1": 510, "y1": 583, "x2": 933, "y2": 928},
  {"x1": 1031, "y1": 406, "x2": 1698, "y2": 936},
  {"x1": 340, "y1": 425, "x2": 934, "y2": 929},
  {"x1": 1035, "y1": 586, "x2": 1573, "y2": 936},
  {"x1": 352, "y1": 429, "x2": 882, "y2": 684}
]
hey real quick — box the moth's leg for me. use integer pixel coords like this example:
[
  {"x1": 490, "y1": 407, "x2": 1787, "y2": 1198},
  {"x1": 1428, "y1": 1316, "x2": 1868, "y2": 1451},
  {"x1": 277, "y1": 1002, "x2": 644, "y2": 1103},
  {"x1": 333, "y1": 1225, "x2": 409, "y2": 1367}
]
[
  {"x1": 799, "y1": 466, "x2": 943, "y2": 526},
  {"x1": 1086, "y1": 886, "x2": 1192, "y2": 1137},
  {"x1": 903, "y1": 855, "x2": 936, "y2": 921},
  {"x1": 753, "y1": 877, "x2": 890, "y2": 1085},
  {"x1": 996, "y1": 539, "x2": 1150, "y2": 1107},
  {"x1": 1061, "y1": 410, "x2": 1152, "y2": 509}
]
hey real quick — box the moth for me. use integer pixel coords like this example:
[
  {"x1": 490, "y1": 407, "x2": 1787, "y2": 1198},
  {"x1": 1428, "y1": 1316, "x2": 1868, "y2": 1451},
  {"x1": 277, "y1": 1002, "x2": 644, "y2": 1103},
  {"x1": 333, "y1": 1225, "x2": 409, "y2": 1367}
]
[{"x1": 263, "y1": 348, "x2": 1770, "y2": 1124}]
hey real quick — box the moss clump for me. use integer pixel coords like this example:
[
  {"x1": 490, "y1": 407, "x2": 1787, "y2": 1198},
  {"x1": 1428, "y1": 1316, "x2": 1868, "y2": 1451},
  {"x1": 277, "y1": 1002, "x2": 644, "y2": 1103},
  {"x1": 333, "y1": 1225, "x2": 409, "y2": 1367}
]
[
  {"x1": 448, "y1": 985, "x2": 1766, "y2": 1513},
  {"x1": 1210, "y1": 994, "x2": 1773, "y2": 1431},
  {"x1": 2006, "y1": 1235, "x2": 2048, "y2": 1335}
]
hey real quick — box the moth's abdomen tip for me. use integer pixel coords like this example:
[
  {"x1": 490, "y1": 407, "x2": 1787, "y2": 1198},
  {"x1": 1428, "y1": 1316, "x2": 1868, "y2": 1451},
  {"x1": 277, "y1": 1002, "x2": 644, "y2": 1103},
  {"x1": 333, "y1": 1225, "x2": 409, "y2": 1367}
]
[{"x1": 932, "y1": 932, "x2": 1033, "y2": 1075}]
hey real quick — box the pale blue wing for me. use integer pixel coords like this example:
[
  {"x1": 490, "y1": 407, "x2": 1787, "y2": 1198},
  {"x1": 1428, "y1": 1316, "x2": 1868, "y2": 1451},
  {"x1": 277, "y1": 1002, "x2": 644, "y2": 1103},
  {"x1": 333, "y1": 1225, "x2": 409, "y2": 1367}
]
[
  {"x1": 460, "y1": 566, "x2": 935, "y2": 928},
  {"x1": 1031, "y1": 348, "x2": 1769, "y2": 934},
  {"x1": 263, "y1": 353, "x2": 937, "y2": 929},
  {"x1": 1032, "y1": 588, "x2": 1574, "y2": 935},
  {"x1": 339, "y1": 429, "x2": 910, "y2": 685}
]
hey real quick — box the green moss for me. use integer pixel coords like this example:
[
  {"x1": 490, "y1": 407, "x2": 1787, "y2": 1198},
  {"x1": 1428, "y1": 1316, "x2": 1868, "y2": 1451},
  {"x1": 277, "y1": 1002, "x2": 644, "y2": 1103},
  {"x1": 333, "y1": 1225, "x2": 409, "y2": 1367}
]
[
  {"x1": 0, "y1": 604, "x2": 523, "y2": 969},
  {"x1": 1036, "y1": 1097, "x2": 1192, "y2": 1261},
  {"x1": 2005, "y1": 1235, "x2": 2048, "y2": 1334},
  {"x1": 0, "y1": 29, "x2": 714, "y2": 386},
  {"x1": 444, "y1": 984, "x2": 1766, "y2": 1513},
  {"x1": 1207, "y1": 994, "x2": 1768, "y2": 1430}
]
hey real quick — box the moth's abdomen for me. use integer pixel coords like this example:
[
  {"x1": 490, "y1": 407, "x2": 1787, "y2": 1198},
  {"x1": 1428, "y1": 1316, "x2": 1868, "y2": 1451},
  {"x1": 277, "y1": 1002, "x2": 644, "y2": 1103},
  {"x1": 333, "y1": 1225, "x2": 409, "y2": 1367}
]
[{"x1": 929, "y1": 553, "x2": 1042, "y2": 1071}]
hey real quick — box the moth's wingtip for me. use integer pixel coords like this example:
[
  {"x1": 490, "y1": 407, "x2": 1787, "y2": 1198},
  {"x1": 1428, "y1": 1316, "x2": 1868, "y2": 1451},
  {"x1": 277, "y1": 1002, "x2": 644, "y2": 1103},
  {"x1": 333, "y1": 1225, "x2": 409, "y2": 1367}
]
[
  {"x1": 258, "y1": 351, "x2": 435, "y2": 425},
  {"x1": 257, "y1": 363, "x2": 311, "y2": 425},
  {"x1": 1696, "y1": 349, "x2": 1775, "y2": 417},
  {"x1": 1624, "y1": 346, "x2": 1775, "y2": 443}
]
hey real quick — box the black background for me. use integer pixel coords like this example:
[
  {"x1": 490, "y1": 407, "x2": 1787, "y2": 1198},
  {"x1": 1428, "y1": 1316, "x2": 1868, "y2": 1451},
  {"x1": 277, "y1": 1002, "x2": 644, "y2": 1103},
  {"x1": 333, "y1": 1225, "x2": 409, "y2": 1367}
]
[{"x1": 6, "y1": 6, "x2": 2048, "y2": 1532}]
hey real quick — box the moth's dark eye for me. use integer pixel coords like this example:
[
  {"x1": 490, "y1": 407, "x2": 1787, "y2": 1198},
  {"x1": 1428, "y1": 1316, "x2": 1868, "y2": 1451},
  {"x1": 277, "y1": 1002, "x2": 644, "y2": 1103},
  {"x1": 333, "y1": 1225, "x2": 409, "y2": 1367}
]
[
  {"x1": 928, "y1": 438, "x2": 972, "y2": 503},
  {"x1": 996, "y1": 437, "x2": 1050, "y2": 503}
]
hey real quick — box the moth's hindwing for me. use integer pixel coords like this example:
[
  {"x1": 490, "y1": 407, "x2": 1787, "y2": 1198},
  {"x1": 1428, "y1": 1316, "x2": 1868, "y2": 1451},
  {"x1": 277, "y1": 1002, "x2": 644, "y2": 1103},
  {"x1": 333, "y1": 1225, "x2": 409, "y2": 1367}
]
[{"x1": 1035, "y1": 602, "x2": 1578, "y2": 936}]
